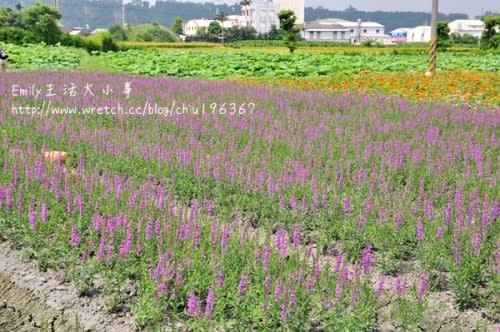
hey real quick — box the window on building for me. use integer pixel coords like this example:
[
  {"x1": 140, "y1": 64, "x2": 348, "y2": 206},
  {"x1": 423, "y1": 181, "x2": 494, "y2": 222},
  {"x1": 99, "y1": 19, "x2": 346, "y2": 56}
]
[
  {"x1": 350, "y1": 29, "x2": 354, "y2": 33},
  {"x1": 363, "y1": 29, "x2": 367, "y2": 33},
  {"x1": 341, "y1": 31, "x2": 346, "y2": 39},
  {"x1": 309, "y1": 31, "x2": 314, "y2": 39},
  {"x1": 333, "y1": 31, "x2": 338, "y2": 39},
  {"x1": 317, "y1": 31, "x2": 321, "y2": 39},
  {"x1": 376, "y1": 29, "x2": 380, "y2": 33}
]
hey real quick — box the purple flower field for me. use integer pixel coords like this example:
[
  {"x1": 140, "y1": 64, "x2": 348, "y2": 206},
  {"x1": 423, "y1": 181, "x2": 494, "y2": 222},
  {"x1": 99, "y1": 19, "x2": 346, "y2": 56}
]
[{"x1": 0, "y1": 71, "x2": 499, "y2": 331}]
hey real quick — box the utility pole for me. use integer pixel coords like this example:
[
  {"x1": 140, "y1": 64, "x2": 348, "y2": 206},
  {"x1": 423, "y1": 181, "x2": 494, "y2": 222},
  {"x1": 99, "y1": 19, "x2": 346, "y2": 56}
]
[
  {"x1": 357, "y1": 19, "x2": 362, "y2": 44},
  {"x1": 427, "y1": 0, "x2": 438, "y2": 76},
  {"x1": 54, "y1": 0, "x2": 59, "y2": 10},
  {"x1": 122, "y1": 0, "x2": 126, "y2": 29}
]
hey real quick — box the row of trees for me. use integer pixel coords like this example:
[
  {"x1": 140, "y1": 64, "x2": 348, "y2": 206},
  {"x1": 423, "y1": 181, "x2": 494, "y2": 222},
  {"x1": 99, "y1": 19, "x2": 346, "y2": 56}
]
[
  {"x1": 108, "y1": 23, "x2": 178, "y2": 42},
  {"x1": 437, "y1": 16, "x2": 500, "y2": 50},
  {"x1": 0, "y1": 3, "x2": 118, "y2": 53},
  {"x1": 0, "y1": 3, "x2": 62, "y2": 44}
]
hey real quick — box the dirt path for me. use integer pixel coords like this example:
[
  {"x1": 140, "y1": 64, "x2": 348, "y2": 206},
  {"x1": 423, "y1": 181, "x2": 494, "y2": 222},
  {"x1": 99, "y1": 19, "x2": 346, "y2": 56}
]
[{"x1": 0, "y1": 241, "x2": 135, "y2": 332}]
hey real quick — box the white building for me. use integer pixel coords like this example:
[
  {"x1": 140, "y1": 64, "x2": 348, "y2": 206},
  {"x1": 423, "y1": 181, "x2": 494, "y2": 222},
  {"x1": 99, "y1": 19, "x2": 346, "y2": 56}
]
[
  {"x1": 407, "y1": 26, "x2": 431, "y2": 43},
  {"x1": 275, "y1": 0, "x2": 305, "y2": 25},
  {"x1": 303, "y1": 19, "x2": 388, "y2": 44},
  {"x1": 246, "y1": 1, "x2": 280, "y2": 34},
  {"x1": 224, "y1": 15, "x2": 246, "y2": 29},
  {"x1": 303, "y1": 21, "x2": 349, "y2": 42},
  {"x1": 448, "y1": 20, "x2": 485, "y2": 38},
  {"x1": 184, "y1": 19, "x2": 213, "y2": 36}
]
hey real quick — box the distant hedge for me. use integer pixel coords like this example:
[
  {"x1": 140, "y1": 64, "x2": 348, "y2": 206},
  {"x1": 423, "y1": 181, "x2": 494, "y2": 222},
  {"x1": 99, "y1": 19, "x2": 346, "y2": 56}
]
[{"x1": 60, "y1": 32, "x2": 118, "y2": 54}]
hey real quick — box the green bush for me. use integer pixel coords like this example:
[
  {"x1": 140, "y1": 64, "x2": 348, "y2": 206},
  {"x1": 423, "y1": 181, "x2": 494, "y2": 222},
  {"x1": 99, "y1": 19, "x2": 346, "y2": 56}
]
[
  {"x1": 60, "y1": 33, "x2": 100, "y2": 54},
  {"x1": 128, "y1": 23, "x2": 179, "y2": 42},
  {"x1": 88, "y1": 32, "x2": 119, "y2": 52},
  {"x1": 0, "y1": 26, "x2": 26, "y2": 44},
  {"x1": 60, "y1": 32, "x2": 117, "y2": 54}
]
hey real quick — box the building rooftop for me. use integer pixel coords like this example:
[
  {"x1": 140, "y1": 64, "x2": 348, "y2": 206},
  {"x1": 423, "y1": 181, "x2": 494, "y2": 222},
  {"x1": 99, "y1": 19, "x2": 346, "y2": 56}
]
[
  {"x1": 311, "y1": 18, "x2": 384, "y2": 28},
  {"x1": 304, "y1": 22, "x2": 348, "y2": 30}
]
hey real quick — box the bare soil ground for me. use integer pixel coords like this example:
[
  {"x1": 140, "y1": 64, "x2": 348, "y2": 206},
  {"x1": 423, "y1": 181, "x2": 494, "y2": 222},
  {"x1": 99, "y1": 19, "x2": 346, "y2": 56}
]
[{"x1": 0, "y1": 241, "x2": 135, "y2": 332}]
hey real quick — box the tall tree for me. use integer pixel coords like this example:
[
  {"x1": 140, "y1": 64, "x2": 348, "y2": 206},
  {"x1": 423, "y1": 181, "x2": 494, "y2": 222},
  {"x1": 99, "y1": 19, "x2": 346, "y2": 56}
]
[
  {"x1": 214, "y1": 10, "x2": 227, "y2": 23},
  {"x1": 480, "y1": 15, "x2": 500, "y2": 50},
  {"x1": 437, "y1": 21, "x2": 452, "y2": 49},
  {"x1": 22, "y1": 3, "x2": 62, "y2": 44},
  {"x1": 214, "y1": 10, "x2": 227, "y2": 44},
  {"x1": 207, "y1": 21, "x2": 222, "y2": 37},
  {"x1": 278, "y1": 9, "x2": 301, "y2": 53},
  {"x1": 171, "y1": 16, "x2": 183, "y2": 35}
]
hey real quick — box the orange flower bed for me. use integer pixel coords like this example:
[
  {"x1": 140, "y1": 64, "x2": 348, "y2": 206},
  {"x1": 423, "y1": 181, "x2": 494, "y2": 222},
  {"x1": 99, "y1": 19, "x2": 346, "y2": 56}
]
[{"x1": 237, "y1": 71, "x2": 499, "y2": 109}]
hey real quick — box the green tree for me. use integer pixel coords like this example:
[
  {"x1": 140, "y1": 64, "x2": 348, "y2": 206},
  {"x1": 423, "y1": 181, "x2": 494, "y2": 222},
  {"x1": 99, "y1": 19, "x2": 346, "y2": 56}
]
[
  {"x1": 224, "y1": 26, "x2": 257, "y2": 42},
  {"x1": 0, "y1": 7, "x2": 25, "y2": 28},
  {"x1": 128, "y1": 23, "x2": 178, "y2": 42},
  {"x1": 22, "y1": 3, "x2": 62, "y2": 44},
  {"x1": 196, "y1": 27, "x2": 208, "y2": 37},
  {"x1": 108, "y1": 24, "x2": 128, "y2": 41},
  {"x1": 450, "y1": 33, "x2": 479, "y2": 45},
  {"x1": 437, "y1": 21, "x2": 452, "y2": 49},
  {"x1": 278, "y1": 9, "x2": 301, "y2": 53},
  {"x1": 267, "y1": 24, "x2": 280, "y2": 40},
  {"x1": 214, "y1": 11, "x2": 227, "y2": 23},
  {"x1": 172, "y1": 16, "x2": 183, "y2": 35},
  {"x1": 208, "y1": 21, "x2": 222, "y2": 37},
  {"x1": 480, "y1": 15, "x2": 500, "y2": 50}
]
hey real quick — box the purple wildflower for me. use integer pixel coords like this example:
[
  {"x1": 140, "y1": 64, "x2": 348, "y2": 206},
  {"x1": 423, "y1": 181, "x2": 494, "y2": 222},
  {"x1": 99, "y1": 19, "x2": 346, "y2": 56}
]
[
  {"x1": 274, "y1": 278, "x2": 284, "y2": 299},
  {"x1": 437, "y1": 226, "x2": 444, "y2": 241},
  {"x1": 357, "y1": 214, "x2": 366, "y2": 234},
  {"x1": 280, "y1": 302, "x2": 288, "y2": 323},
  {"x1": 417, "y1": 272, "x2": 429, "y2": 299},
  {"x1": 333, "y1": 249, "x2": 343, "y2": 274},
  {"x1": 455, "y1": 246, "x2": 462, "y2": 267},
  {"x1": 292, "y1": 224, "x2": 300, "y2": 249},
  {"x1": 473, "y1": 232, "x2": 481, "y2": 257},
  {"x1": 221, "y1": 224, "x2": 231, "y2": 252},
  {"x1": 205, "y1": 287, "x2": 215, "y2": 319},
  {"x1": 28, "y1": 198, "x2": 36, "y2": 231},
  {"x1": 375, "y1": 276, "x2": 385, "y2": 298},
  {"x1": 343, "y1": 195, "x2": 351, "y2": 215},
  {"x1": 238, "y1": 274, "x2": 248, "y2": 298},
  {"x1": 265, "y1": 274, "x2": 271, "y2": 294},
  {"x1": 276, "y1": 229, "x2": 288, "y2": 261},
  {"x1": 362, "y1": 244, "x2": 373, "y2": 274},
  {"x1": 335, "y1": 283, "x2": 342, "y2": 301},
  {"x1": 217, "y1": 271, "x2": 224, "y2": 288},
  {"x1": 41, "y1": 202, "x2": 48, "y2": 222},
  {"x1": 417, "y1": 219, "x2": 424, "y2": 243},
  {"x1": 153, "y1": 283, "x2": 167, "y2": 304},
  {"x1": 70, "y1": 227, "x2": 81, "y2": 247},
  {"x1": 395, "y1": 212, "x2": 402, "y2": 231},
  {"x1": 187, "y1": 292, "x2": 199, "y2": 317}
]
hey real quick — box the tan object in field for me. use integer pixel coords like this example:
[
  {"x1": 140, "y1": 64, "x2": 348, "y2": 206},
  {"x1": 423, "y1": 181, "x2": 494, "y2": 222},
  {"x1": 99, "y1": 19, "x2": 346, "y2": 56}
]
[{"x1": 43, "y1": 151, "x2": 69, "y2": 163}]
